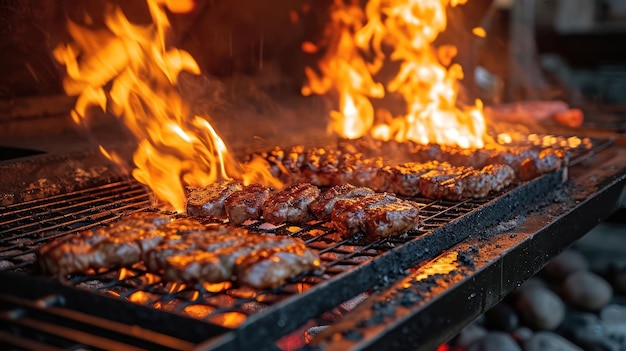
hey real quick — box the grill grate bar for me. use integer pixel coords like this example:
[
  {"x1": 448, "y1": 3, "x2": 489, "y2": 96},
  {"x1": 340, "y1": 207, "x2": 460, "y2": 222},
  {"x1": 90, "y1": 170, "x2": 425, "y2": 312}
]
[
  {"x1": 0, "y1": 195, "x2": 151, "y2": 242},
  {"x1": 0, "y1": 330, "x2": 65, "y2": 351},
  {"x1": 0, "y1": 186, "x2": 147, "y2": 228},
  {"x1": 1, "y1": 180, "x2": 144, "y2": 210},
  {"x1": 0, "y1": 293, "x2": 194, "y2": 351}
]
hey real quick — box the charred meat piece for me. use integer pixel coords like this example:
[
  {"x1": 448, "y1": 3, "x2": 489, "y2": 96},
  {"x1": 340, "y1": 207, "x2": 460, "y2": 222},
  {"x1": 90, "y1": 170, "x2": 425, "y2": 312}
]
[
  {"x1": 236, "y1": 239, "x2": 320, "y2": 289},
  {"x1": 144, "y1": 224, "x2": 247, "y2": 272},
  {"x1": 262, "y1": 183, "x2": 321, "y2": 224},
  {"x1": 372, "y1": 161, "x2": 450, "y2": 195},
  {"x1": 363, "y1": 199, "x2": 420, "y2": 238},
  {"x1": 162, "y1": 233, "x2": 262, "y2": 283},
  {"x1": 37, "y1": 212, "x2": 172, "y2": 275},
  {"x1": 331, "y1": 193, "x2": 400, "y2": 237},
  {"x1": 308, "y1": 184, "x2": 375, "y2": 219},
  {"x1": 487, "y1": 147, "x2": 566, "y2": 181},
  {"x1": 418, "y1": 166, "x2": 474, "y2": 200},
  {"x1": 163, "y1": 234, "x2": 319, "y2": 288},
  {"x1": 38, "y1": 229, "x2": 109, "y2": 275},
  {"x1": 299, "y1": 147, "x2": 346, "y2": 186},
  {"x1": 186, "y1": 180, "x2": 243, "y2": 217},
  {"x1": 224, "y1": 184, "x2": 271, "y2": 225},
  {"x1": 518, "y1": 148, "x2": 565, "y2": 181},
  {"x1": 348, "y1": 156, "x2": 384, "y2": 187},
  {"x1": 459, "y1": 164, "x2": 516, "y2": 198}
]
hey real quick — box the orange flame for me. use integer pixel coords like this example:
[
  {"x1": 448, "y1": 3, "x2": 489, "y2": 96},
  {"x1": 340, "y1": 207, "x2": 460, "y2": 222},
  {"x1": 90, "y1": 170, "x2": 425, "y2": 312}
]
[
  {"x1": 54, "y1": 0, "x2": 278, "y2": 212},
  {"x1": 304, "y1": 0, "x2": 486, "y2": 148}
]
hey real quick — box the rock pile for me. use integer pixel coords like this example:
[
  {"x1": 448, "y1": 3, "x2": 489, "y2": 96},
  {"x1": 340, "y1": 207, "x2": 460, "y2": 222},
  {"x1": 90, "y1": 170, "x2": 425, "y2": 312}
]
[{"x1": 447, "y1": 249, "x2": 626, "y2": 351}]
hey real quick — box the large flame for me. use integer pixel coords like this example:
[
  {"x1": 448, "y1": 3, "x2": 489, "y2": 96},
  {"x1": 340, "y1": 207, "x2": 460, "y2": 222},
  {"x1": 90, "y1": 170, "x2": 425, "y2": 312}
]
[
  {"x1": 54, "y1": 0, "x2": 279, "y2": 212},
  {"x1": 303, "y1": 0, "x2": 486, "y2": 148}
]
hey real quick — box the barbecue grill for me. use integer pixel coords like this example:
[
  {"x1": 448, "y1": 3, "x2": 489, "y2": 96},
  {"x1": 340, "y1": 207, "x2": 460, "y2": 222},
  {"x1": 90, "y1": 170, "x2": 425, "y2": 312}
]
[{"x1": 1, "y1": 134, "x2": 625, "y2": 351}]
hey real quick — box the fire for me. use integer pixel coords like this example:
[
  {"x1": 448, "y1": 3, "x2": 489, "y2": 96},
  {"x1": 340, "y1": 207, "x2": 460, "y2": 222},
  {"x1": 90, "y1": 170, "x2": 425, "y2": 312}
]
[
  {"x1": 54, "y1": 0, "x2": 278, "y2": 212},
  {"x1": 303, "y1": 0, "x2": 486, "y2": 149}
]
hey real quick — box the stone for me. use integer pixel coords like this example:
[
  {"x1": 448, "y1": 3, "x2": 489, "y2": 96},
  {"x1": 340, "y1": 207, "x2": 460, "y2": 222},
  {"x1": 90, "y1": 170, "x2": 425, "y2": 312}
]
[
  {"x1": 558, "y1": 310, "x2": 620, "y2": 351},
  {"x1": 511, "y1": 326, "x2": 533, "y2": 343},
  {"x1": 560, "y1": 271, "x2": 613, "y2": 311},
  {"x1": 453, "y1": 322, "x2": 488, "y2": 349},
  {"x1": 600, "y1": 305, "x2": 626, "y2": 350},
  {"x1": 514, "y1": 286, "x2": 565, "y2": 330},
  {"x1": 523, "y1": 331, "x2": 583, "y2": 351},
  {"x1": 543, "y1": 250, "x2": 589, "y2": 281},
  {"x1": 600, "y1": 304, "x2": 626, "y2": 324},
  {"x1": 468, "y1": 331, "x2": 522, "y2": 351},
  {"x1": 484, "y1": 302, "x2": 519, "y2": 332}
]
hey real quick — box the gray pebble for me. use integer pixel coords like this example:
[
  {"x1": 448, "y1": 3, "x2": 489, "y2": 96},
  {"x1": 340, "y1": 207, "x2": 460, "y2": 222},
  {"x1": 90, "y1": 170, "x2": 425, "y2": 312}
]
[
  {"x1": 600, "y1": 304, "x2": 626, "y2": 324},
  {"x1": 454, "y1": 322, "x2": 488, "y2": 349},
  {"x1": 511, "y1": 326, "x2": 534, "y2": 343},
  {"x1": 515, "y1": 286, "x2": 565, "y2": 330},
  {"x1": 523, "y1": 331, "x2": 583, "y2": 351},
  {"x1": 561, "y1": 271, "x2": 613, "y2": 311},
  {"x1": 558, "y1": 310, "x2": 619, "y2": 351},
  {"x1": 485, "y1": 302, "x2": 519, "y2": 332},
  {"x1": 468, "y1": 331, "x2": 522, "y2": 351},
  {"x1": 543, "y1": 250, "x2": 589, "y2": 281}
]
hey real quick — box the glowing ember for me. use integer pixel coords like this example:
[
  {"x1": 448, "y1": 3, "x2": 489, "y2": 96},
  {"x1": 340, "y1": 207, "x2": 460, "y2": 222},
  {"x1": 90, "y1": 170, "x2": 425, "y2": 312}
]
[
  {"x1": 54, "y1": 0, "x2": 279, "y2": 212},
  {"x1": 303, "y1": 0, "x2": 487, "y2": 149}
]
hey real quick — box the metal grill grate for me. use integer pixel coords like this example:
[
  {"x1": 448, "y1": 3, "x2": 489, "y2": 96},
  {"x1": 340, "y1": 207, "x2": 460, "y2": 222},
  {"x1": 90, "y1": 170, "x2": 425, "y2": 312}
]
[{"x1": 0, "y1": 136, "x2": 613, "y2": 349}]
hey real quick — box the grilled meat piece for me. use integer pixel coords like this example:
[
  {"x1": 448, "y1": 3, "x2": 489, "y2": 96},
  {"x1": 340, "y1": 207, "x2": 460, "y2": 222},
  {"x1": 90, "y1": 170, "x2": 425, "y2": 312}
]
[
  {"x1": 363, "y1": 200, "x2": 420, "y2": 238},
  {"x1": 418, "y1": 166, "x2": 473, "y2": 200},
  {"x1": 459, "y1": 164, "x2": 516, "y2": 198},
  {"x1": 144, "y1": 224, "x2": 247, "y2": 272},
  {"x1": 224, "y1": 184, "x2": 271, "y2": 225},
  {"x1": 418, "y1": 164, "x2": 516, "y2": 200},
  {"x1": 236, "y1": 239, "x2": 320, "y2": 288},
  {"x1": 348, "y1": 156, "x2": 384, "y2": 187},
  {"x1": 163, "y1": 233, "x2": 319, "y2": 288},
  {"x1": 487, "y1": 147, "x2": 565, "y2": 181},
  {"x1": 331, "y1": 193, "x2": 403, "y2": 237},
  {"x1": 308, "y1": 184, "x2": 375, "y2": 219},
  {"x1": 186, "y1": 180, "x2": 243, "y2": 217},
  {"x1": 518, "y1": 148, "x2": 565, "y2": 181},
  {"x1": 37, "y1": 212, "x2": 171, "y2": 275},
  {"x1": 298, "y1": 147, "x2": 347, "y2": 186},
  {"x1": 262, "y1": 183, "x2": 321, "y2": 224},
  {"x1": 371, "y1": 161, "x2": 449, "y2": 195}
]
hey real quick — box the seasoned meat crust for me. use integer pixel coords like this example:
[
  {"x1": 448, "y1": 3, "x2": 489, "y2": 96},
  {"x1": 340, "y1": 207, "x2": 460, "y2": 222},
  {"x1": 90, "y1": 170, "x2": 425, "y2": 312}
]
[
  {"x1": 372, "y1": 161, "x2": 450, "y2": 196},
  {"x1": 224, "y1": 184, "x2": 270, "y2": 225},
  {"x1": 162, "y1": 232, "x2": 320, "y2": 288},
  {"x1": 418, "y1": 166, "x2": 472, "y2": 200},
  {"x1": 308, "y1": 184, "x2": 375, "y2": 219},
  {"x1": 418, "y1": 164, "x2": 516, "y2": 200},
  {"x1": 143, "y1": 223, "x2": 246, "y2": 272},
  {"x1": 186, "y1": 180, "x2": 243, "y2": 217},
  {"x1": 39, "y1": 214, "x2": 320, "y2": 289},
  {"x1": 37, "y1": 212, "x2": 172, "y2": 275},
  {"x1": 331, "y1": 193, "x2": 419, "y2": 238},
  {"x1": 262, "y1": 183, "x2": 321, "y2": 224},
  {"x1": 235, "y1": 239, "x2": 320, "y2": 288},
  {"x1": 363, "y1": 200, "x2": 420, "y2": 238},
  {"x1": 459, "y1": 164, "x2": 516, "y2": 198}
]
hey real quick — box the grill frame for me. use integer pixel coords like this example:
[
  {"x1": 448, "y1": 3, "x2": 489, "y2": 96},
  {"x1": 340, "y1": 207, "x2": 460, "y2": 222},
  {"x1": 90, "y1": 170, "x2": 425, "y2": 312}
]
[{"x1": 0, "y1": 137, "x2": 618, "y2": 350}]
